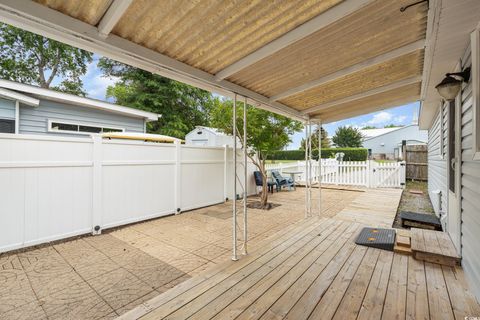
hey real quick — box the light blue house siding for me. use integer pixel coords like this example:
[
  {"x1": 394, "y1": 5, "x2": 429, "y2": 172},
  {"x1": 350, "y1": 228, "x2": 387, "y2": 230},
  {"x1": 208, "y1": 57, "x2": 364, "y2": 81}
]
[
  {"x1": 362, "y1": 125, "x2": 428, "y2": 159},
  {"x1": 0, "y1": 98, "x2": 15, "y2": 120},
  {"x1": 18, "y1": 99, "x2": 146, "y2": 136}
]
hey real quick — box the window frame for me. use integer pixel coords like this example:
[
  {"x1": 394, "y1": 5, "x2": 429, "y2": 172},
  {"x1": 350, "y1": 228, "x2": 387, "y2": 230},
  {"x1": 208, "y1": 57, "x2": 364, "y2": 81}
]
[
  {"x1": 47, "y1": 119, "x2": 125, "y2": 135},
  {"x1": 471, "y1": 27, "x2": 480, "y2": 160}
]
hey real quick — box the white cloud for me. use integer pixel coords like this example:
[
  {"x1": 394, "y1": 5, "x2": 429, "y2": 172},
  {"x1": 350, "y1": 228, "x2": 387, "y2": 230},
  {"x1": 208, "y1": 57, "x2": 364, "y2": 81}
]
[
  {"x1": 393, "y1": 115, "x2": 407, "y2": 124},
  {"x1": 366, "y1": 111, "x2": 393, "y2": 126},
  {"x1": 86, "y1": 75, "x2": 118, "y2": 100}
]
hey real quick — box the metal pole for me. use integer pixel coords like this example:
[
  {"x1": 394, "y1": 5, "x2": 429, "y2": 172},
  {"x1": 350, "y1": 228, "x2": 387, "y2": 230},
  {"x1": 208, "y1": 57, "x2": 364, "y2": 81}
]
[
  {"x1": 243, "y1": 97, "x2": 248, "y2": 255},
  {"x1": 308, "y1": 120, "x2": 312, "y2": 216},
  {"x1": 318, "y1": 120, "x2": 322, "y2": 216},
  {"x1": 232, "y1": 94, "x2": 238, "y2": 261},
  {"x1": 304, "y1": 122, "x2": 308, "y2": 218}
]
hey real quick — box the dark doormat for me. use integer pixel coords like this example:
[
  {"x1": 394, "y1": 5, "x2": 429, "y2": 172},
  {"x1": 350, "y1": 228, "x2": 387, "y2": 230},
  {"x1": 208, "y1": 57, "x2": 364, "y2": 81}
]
[
  {"x1": 355, "y1": 227, "x2": 396, "y2": 251},
  {"x1": 400, "y1": 211, "x2": 442, "y2": 231}
]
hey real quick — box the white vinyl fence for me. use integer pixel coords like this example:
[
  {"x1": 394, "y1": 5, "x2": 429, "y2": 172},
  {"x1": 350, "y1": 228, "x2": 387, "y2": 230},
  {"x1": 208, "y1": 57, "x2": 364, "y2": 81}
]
[
  {"x1": 0, "y1": 133, "x2": 256, "y2": 253},
  {"x1": 266, "y1": 160, "x2": 405, "y2": 188}
]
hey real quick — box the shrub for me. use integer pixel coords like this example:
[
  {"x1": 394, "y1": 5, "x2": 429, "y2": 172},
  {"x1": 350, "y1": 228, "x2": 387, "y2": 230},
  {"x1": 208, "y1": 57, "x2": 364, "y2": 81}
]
[{"x1": 268, "y1": 148, "x2": 368, "y2": 161}]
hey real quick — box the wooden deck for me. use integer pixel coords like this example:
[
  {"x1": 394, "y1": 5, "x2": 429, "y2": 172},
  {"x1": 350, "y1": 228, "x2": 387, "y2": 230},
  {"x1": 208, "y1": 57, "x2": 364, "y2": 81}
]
[{"x1": 119, "y1": 214, "x2": 480, "y2": 319}]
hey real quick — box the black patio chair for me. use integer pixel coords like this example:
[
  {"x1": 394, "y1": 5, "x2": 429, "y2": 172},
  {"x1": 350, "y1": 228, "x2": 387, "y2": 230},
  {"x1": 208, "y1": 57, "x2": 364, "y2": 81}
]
[{"x1": 253, "y1": 171, "x2": 276, "y2": 193}]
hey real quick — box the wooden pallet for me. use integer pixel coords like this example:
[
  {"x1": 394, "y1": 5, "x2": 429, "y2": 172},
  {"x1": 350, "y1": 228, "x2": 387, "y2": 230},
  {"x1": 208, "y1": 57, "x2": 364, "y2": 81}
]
[
  {"x1": 410, "y1": 228, "x2": 461, "y2": 266},
  {"x1": 394, "y1": 229, "x2": 412, "y2": 255}
]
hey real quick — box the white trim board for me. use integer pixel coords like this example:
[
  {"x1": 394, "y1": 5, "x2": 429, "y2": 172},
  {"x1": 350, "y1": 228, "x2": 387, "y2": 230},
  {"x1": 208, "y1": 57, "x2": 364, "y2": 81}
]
[{"x1": 0, "y1": 79, "x2": 159, "y2": 121}]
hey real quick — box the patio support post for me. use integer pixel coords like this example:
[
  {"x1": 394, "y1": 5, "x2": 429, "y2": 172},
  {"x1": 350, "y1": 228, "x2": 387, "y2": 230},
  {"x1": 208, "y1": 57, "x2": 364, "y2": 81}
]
[
  {"x1": 318, "y1": 120, "x2": 322, "y2": 215},
  {"x1": 310, "y1": 121, "x2": 312, "y2": 216},
  {"x1": 304, "y1": 122, "x2": 308, "y2": 218},
  {"x1": 232, "y1": 93, "x2": 238, "y2": 261},
  {"x1": 243, "y1": 97, "x2": 248, "y2": 255}
]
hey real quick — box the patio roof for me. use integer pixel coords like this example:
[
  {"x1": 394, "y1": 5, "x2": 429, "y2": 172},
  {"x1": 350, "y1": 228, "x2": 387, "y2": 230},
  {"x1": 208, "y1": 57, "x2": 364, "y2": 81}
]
[{"x1": 0, "y1": 0, "x2": 427, "y2": 123}]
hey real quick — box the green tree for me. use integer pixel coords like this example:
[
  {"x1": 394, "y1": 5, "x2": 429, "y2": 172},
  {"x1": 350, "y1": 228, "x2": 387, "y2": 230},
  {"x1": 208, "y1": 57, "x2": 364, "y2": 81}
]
[
  {"x1": 361, "y1": 125, "x2": 377, "y2": 129},
  {"x1": 300, "y1": 126, "x2": 330, "y2": 150},
  {"x1": 384, "y1": 124, "x2": 403, "y2": 128},
  {"x1": 210, "y1": 99, "x2": 302, "y2": 207},
  {"x1": 332, "y1": 126, "x2": 364, "y2": 148},
  {"x1": 0, "y1": 23, "x2": 93, "y2": 96},
  {"x1": 98, "y1": 58, "x2": 217, "y2": 138}
]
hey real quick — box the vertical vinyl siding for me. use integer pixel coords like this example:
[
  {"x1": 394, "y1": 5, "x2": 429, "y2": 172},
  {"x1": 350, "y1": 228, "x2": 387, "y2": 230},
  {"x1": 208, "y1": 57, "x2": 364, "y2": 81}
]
[
  {"x1": 428, "y1": 105, "x2": 447, "y2": 216},
  {"x1": 0, "y1": 98, "x2": 15, "y2": 120},
  {"x1": 19, "y1": 99, "x2": 145, "y2": 136},
  {"x1": 459, "y1": 45, "x2": 480, "y2": 299}
]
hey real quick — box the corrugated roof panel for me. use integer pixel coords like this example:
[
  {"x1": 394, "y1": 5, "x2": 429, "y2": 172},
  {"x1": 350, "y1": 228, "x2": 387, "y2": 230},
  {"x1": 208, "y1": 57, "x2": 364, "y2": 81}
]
[
  {"x1": 280, "y1": 50, "x2": 424, "y2": 110},
  {"x1": 111, "y1": 0, "x2": 342, "y2": 74},
  {"x1": 227, "y1": 0, "x2": 427, "y2": 99},
  {"x1": 34, "y1": 0, "x2": 112, "y2": 25},
  {"x1": 316, "y1": 82, "x2": 421, "y2": 122}
]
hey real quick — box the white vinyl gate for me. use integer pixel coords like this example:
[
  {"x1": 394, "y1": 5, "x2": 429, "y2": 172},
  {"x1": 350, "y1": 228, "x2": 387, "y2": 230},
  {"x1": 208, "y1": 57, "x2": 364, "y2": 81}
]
[{"x1": 265, "y1": 160, "x2": 406, "y2": 188}]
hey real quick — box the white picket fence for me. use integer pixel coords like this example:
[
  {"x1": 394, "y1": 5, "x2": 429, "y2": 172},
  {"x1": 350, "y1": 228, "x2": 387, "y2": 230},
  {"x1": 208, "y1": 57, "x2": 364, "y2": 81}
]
[{"x1": 265, "y1": 160, "x2": 405, "y2": 188}]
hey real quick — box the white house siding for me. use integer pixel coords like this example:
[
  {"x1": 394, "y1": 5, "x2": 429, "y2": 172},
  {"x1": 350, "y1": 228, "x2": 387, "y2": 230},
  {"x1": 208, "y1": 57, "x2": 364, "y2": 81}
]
[
  {"x1": 0, "y1": 98, "x2": 15, "y2": 120},
  {"x1": 459, "y1": 45, "x2": 480, "y2": 299},
  {"x1": 362, "y1": 125, "x2": 428, "y2": 159},
  {"x1": 19, "y1": 99, "x2": 145, "y2": 136},
  {"x1": 427, "y1": 105, "x2": 448, "y2": 217}
]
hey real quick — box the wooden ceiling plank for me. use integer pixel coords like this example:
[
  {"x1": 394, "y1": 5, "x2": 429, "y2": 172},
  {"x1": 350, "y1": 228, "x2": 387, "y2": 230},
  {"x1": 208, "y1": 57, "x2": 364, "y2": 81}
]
[
  {"x1": 213, "y1": 0, "x2": 373, "y2": 81},
  {"x1": 270, "y1": 40, "x2": 425, "y2": 102}
]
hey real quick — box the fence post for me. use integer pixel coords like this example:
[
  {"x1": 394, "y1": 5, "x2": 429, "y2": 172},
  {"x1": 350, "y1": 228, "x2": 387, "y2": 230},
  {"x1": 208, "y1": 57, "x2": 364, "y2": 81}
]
[
  {"x1": 92, "y1": 134, "x2": 103, "y2": 235},
  {"x1": 174, "y1": 140, "x2": 182, "y2": 214},
  {"x1": 366, "y1": 160, "x2": 371, "y2": 188},
  {"x1": 400, "y1": 161, "x2": 406, "y2": 189}
]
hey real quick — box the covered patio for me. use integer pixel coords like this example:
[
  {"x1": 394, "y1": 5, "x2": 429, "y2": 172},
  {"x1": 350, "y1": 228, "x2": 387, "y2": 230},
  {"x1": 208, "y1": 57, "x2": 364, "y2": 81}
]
[{"x1": 1, "y1": 0, "x2": 480, "y2": 319}]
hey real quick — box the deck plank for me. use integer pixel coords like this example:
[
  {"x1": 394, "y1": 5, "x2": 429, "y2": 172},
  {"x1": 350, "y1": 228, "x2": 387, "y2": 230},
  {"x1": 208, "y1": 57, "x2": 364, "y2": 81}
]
[
  {"x1": 406, "y1": 257, "x2": 429, "y2": 320},
  {"x1": 305, "y1": 245, "x2": 368, "y2": 320},
  {"x1": 233, "y1": 222, "x2": 360, "y2": 320},
  {"x1": 137, "y1": 218, "x2": 332, "y2": 320},
  {"x1": 442, "y1": 265, "x2": 480, "y2": 319},
  {"x1": 189, "y1": 220, "x2": 349, "y2": 320},
  {"x1": 425, "y1": 262, "x2": 455, "y2": 320},
  {"x1": 268, "y1": 229, "x2": 360, "y2": 320},
  {"x1": 357, "y1": 250, "x2": 394, "y2": 320},
  {"x1": 331, "y1": 248, "x2": 381, "y2": 320},
  {"x1": 381, "y1": 254, "x2": 408, "y2": 319}
]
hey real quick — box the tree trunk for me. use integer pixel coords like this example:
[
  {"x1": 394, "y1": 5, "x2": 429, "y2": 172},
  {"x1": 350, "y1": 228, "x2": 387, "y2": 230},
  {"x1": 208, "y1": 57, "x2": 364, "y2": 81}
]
[{"x1": 259, "y1": 161, "x2": 269, "y2": 207}]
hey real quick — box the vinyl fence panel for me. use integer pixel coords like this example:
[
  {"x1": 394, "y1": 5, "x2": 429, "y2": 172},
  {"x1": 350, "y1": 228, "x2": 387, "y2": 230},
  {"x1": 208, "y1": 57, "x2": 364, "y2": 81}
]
[{"x1": 0, "y1": 133, "x2": 256, "y2": 253}]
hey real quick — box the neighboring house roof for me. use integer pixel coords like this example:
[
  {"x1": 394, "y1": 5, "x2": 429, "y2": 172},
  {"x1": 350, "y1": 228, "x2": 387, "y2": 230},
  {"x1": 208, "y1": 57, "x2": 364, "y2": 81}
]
[
  {"x1": 364, "y1": 125, "x2": 427, "y2": 142},
  {"x1": 0, "y1": 79, "x2": 160, "y2": 121},
  {"x1": 360, "y1": 127, "x2": 401, "y2": 139}
]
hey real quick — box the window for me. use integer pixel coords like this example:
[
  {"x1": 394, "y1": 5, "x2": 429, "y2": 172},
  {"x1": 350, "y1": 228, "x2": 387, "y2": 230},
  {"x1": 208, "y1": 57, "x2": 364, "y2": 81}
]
[
  {"x1": 471, "y1": 27, "x2": 480, "y2": 160},
  {"x1": 48, "y1": 120, "x2": 124, "y2": 135},
  {"x1": 0, "y1": 119, "x2": 15, "y2": 133}
]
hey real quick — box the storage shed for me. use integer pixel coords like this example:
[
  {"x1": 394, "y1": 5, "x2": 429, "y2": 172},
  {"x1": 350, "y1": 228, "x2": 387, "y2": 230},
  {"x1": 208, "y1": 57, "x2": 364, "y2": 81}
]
[{"x1": 185, "y1": 126, "x2": 238, "y2": 147}]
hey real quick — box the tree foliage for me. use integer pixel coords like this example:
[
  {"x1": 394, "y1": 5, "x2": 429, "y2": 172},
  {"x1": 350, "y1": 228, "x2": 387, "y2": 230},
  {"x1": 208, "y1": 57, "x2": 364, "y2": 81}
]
[
  {"x1": 98, "y1": 58, "x2": 217, "y2": 138},
  {"x1": 361, "y1": 125, "x2": 377, "y2": 129},
  {"x1": 332, "y1": 126, "x2": 364, "y2": 148},
  {"x1": 210, "y1": 99, "x2": 302, "y2": 207},
  {"x1": 384, "y1": 124, "x2": 403, "y2": 128},
  {"x1": 0, "y1": 23, "x2": 93, "y2": 95},
  {"x1": 300, "y1": 126, "x2": 330, "y2": 150}
]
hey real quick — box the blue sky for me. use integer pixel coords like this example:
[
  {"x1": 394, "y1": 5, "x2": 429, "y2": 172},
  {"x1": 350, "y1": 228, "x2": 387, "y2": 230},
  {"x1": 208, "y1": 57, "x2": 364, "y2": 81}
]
[
  {"x1": 286, "y1": 102, "x2": 420, "y2": 149},
  {"x1": 78, "y1": 56, "x2": 420, "y2": 149}
]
